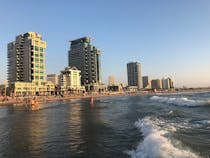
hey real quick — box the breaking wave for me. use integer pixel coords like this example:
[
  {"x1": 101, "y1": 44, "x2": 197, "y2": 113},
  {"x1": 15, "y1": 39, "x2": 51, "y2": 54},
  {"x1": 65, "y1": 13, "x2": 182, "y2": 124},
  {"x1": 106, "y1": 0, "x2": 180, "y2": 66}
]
[
  {"x1": 150, "y1": 96, "x2": 210, "y2": 107},
  {"x1": 127, "y1": 117, "x2": 200, "y2": 158}
]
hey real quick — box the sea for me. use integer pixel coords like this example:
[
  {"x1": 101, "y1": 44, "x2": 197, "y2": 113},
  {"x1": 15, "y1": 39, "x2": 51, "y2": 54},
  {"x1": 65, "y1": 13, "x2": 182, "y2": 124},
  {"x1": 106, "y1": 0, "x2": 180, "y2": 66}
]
[{"x1": 0, "y1": 91, "x2": 210, "y2": 158}]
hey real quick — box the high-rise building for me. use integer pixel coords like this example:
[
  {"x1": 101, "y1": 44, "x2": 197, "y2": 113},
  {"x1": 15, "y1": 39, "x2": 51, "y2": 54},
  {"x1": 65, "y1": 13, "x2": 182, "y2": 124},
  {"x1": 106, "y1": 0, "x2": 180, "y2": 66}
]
[
  {"x1": 8, "y1": 32, "x2": 46, "y2": 86},
  {"x1": 127, "y1": 62, "x2": 142, "y2": 89},
  {"x1": 142, "y1": 76, "x2": 151, "y2": 89},
  {"x1": 68, "y1": 37, "x2": 101, "y2": 86},
  {"x1": 108, "y1": 75, "x2": 115, "y2": 86}
]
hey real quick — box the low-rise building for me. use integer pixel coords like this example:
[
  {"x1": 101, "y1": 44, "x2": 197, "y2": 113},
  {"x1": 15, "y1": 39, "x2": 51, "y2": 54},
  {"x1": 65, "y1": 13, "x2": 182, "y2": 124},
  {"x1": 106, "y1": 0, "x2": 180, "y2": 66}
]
[
  {"x1": 59, "y1": 67, "x2": 84, "y2": 93},
  {"x1": 47, "y1": 74, "x2": 58, "y2": 85}
]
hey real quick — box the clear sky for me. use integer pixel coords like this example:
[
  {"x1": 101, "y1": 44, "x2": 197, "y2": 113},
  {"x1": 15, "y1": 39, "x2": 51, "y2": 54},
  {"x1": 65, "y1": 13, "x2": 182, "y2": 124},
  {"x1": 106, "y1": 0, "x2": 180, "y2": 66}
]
[{"x1": 0, "y1": 0, "x2": 210, "y2": 87}]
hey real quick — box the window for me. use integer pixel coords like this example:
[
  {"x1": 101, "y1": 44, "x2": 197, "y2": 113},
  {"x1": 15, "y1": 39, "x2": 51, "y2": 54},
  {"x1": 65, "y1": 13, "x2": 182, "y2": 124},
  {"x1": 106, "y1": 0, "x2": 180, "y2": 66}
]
[
  {"x1": 35, "y1": 58, "x2": 39, "y2": 62},
  {"x1": 35, "y1": 46, "x2": 39, "y2": 51},
  {"x1": 35, "y1": 52, "x2": 39, "y2": 57}
]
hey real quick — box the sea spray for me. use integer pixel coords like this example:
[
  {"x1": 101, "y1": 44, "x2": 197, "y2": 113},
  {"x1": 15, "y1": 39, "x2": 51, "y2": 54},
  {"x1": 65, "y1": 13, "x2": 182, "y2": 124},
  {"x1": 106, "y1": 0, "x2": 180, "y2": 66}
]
[
  {"x1": 127, "y1": 117, "x2": 200, "y2": 158},
  {"x1": 150, "y1": 96, "x2": 210, "y2": 107}
]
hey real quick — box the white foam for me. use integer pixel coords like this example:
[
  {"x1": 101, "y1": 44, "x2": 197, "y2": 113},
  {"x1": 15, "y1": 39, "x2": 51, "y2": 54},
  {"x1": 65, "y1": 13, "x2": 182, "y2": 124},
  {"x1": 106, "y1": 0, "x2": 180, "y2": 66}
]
[
  {"x1": 150, "y1": 96, "x2": 210, "y2": 107},
  {"x1": 127, "y1": 117, "x2": 200, "y2": 158},
  {"x1": 196, "y1": 120, "x2": 210, "y2": 125}
]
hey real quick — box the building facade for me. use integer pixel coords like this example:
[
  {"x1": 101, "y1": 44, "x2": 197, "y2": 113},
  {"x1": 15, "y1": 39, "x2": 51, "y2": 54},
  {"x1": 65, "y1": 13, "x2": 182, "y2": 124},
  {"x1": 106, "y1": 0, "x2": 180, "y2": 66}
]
[
  {"x1": 108, "y1": 75, "x2": 115, "y2": 86},
  {"x1": 151, "y1": 79, "x2": 162, "y2": 90},
  {"x1": 68, "y1": 37, "x2": 101, "y2": 86},
  {"x1": 7, "y1": 32, "x2": 46, "y2": 95},
  {"x1": 47, "y1": 74, "x2": 58, "y2": 85},
  {"x1": 127, "y1": 62, "x2": 142, "y2": 89},
  {"x1": 162, "y1": 77, "x2": 174, "y2": 89},
  {"x1": 142, "y1": 76, "x2": 151, "y2": 89},
  {"x1": 59, "y1": 67, "x2": 83, "y2": 91}
]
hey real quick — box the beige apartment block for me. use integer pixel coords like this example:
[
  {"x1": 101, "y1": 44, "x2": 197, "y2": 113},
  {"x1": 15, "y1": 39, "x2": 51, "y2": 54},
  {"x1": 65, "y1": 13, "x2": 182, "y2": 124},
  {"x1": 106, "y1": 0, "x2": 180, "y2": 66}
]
[
  {"x1": 59, "y1": 67, "x2": 84, "y2": 91},
  {"x1": 8, "y1": 32, "x2": 47, "y2": 96},
  {"x1": 13, "y1": 82, "x2": 36, "y2": 96}
]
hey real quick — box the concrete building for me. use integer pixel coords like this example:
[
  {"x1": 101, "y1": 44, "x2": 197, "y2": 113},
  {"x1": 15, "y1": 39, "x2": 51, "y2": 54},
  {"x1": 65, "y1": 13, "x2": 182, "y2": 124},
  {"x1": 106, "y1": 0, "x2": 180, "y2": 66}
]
[
  {"x1": 68, "y1": 37, "x2": 101, "y2": 88},
  {"x1": 162, "y1": 78, "x2": 170, "y2": 89},
  {"x1": 47, "y1": 74, "x2": 58, "y2": 85},
  {"x1": 142, "y1": 76, "x2": 151, "y2": 89},
  {"x1": 59, "y1": 67, "x2": 84, "y2": 92},
  {"x1": 127, "y1": 62, "x2": 142, "y2": 89},
  {"x1": 108, "y1": 75, "x2": 115, "y2": 86},
  {"x1": 151, "y1": 79, "x2": 162, "y2": 90},
  {"x1": 7, "y1": 32, "x2": 46, "y2": 95},
  {"x1": 162, "y1": 77, "x2": 175, "y2": 89}
]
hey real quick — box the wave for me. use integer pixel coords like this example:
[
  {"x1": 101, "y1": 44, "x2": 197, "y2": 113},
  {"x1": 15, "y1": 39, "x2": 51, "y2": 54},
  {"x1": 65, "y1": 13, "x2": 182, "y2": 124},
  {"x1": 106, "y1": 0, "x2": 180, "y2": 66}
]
[
  {"x1": 150, "y1": 96, "x2": 210, "y2": 107},
  {"x1": 127, "y1": 117, "x2": 200, "y2": 158}
]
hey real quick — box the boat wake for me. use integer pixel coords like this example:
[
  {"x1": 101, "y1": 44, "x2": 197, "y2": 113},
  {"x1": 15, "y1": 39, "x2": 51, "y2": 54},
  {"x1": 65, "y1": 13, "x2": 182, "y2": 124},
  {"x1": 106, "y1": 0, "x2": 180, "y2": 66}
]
[
  {"x1": 127, "y1": 117, "x2": 200, "y2": 158},
  {"x1": 150, "y1": 96, "x2": 210, "y2": 107}
]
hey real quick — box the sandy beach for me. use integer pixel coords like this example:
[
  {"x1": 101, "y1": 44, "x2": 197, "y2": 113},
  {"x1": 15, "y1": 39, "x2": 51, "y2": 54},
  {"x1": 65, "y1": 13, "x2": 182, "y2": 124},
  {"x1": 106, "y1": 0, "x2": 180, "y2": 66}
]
[{"x1": 1, "y1": 88, "x2": 210, "y2": 107}]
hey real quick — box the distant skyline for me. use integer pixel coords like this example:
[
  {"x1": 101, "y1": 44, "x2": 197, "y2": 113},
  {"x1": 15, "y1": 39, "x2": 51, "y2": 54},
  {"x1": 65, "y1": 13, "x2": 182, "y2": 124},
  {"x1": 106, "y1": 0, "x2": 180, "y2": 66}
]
[{"x1": 0, "y1": 0, "x2": 210, "y2": 87}]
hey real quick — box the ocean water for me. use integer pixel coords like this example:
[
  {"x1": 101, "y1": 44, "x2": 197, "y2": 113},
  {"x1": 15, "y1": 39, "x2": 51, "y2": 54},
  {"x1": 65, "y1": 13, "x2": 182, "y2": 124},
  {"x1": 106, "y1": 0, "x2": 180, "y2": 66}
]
[{"x1": 0, "y1": 92, "x2": 210, "y2": 158}]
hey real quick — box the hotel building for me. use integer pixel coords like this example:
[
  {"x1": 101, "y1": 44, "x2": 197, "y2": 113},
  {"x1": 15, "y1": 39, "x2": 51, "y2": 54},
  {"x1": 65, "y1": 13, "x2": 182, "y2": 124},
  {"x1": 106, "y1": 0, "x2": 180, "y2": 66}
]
[
  {"x1": 127, "y1": 62, "x2": 142, "y2": 89},
  {"x1": 59, "y1": 67, "x2": 84, "y2": 92},
  {"x1": 68, "y1": 37, "x2": 101, "y2": 89},
  {"x1": 7, "y1": 32, "x2": 46, "y2": 96}
]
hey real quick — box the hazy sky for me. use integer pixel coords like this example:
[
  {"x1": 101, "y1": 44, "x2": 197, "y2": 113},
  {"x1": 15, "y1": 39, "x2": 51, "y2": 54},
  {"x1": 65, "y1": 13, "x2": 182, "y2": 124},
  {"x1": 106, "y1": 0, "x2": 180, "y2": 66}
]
[{"x1": 0, "y1": 0, "x2": 210, "y2": 87}]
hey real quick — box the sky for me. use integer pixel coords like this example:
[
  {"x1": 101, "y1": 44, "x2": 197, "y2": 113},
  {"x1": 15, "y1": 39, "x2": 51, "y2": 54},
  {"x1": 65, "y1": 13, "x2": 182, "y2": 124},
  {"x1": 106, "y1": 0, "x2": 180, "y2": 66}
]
[{"x1": 0, "y1": 0, "x2": 210, "y2": 87}]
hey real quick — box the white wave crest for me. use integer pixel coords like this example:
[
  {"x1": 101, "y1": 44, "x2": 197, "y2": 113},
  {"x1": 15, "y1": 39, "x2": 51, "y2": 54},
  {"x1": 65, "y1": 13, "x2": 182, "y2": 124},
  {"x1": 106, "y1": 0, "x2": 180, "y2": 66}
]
[
  {"x1": 196, "y1": 120, "x2": 210, "y2": 125},
  {"x1": 127, "y1": 117, "x2": 200, "y2": 158},
  {"x1": 150, "y1": 96, "x2": 210, "y2": 107}
]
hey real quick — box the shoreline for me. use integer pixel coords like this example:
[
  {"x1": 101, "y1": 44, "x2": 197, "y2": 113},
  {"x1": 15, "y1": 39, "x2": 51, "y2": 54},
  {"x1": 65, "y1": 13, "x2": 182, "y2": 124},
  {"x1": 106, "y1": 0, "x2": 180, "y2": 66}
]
[{"x1": 1, "y1": 88, "x2": 210, "y2": 107}]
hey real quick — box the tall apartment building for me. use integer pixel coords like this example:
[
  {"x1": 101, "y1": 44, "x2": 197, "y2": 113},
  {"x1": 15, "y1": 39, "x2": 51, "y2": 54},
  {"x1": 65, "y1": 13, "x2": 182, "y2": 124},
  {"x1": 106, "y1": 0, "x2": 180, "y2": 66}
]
[
  {"x1": 68, "y1": 37, "x2": 101, "y2": 86},
  {"x1": 7, "y1": 32, "x2": 46, "y2": 94},
  {"x1": 142, "y1": 76, "x2": 151, "y2": 89},
  {"x1": 127, "y1": 62, "x2": 142, "y2": 89}
]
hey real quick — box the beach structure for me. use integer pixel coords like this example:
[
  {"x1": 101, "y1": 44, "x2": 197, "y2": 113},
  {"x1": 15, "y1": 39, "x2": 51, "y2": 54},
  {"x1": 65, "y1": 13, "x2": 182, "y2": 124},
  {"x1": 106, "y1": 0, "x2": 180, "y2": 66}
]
[
  {"x1": 68, "y1": 37, "x2": 102, "y2": 91},
  {"x1": 127, "y1": 62, "x2": 143, "y2": 89}
]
